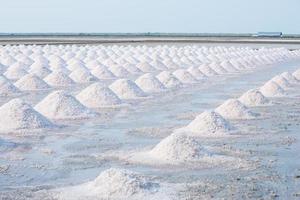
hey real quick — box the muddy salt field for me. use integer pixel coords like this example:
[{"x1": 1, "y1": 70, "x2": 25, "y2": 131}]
[{"x1": 0, "y1": 44, "x2": 300, "y2": 199}]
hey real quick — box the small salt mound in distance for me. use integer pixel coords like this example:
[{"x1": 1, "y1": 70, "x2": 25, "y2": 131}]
[
  {"x1": 109, "y1": 79, "x2": 147, "y2": 100},
  {"x1": 271, "y1": 75, "x2": 291, "y2": 89},
  {"x1": 91, "y1": 66, "x2": 116, "y2": 80},
  {"x1": 280, "y1": 72, "x2": 298, "y2": 84},
  {"x1": 136, "y1": 62, "x2": 157, "y2": 72},
  {"x1": 156, "y1": 71, "x2": 182, "y2": 89},
  {"x1": 0, "y1": 76, "x2": 21, "y2": 96},
  {"x1": 259, "y1": 80, "x2": 285, "y2": 97},
  {"x1": 178, "y1": 111, "x2": 233, "y2": 137},
  {"x1": 187, "y1": 66, "x2": 207, "y2": 80},
  {"x1": 215, "y1": 99, "x2": 257, "y2": 120},
  {"x1": 4, "y1": 66, "x2": 27, "y2": 80},
  {"x1": 0, "y1": 98, "x2": 54, "y2": 132},
  {"x1": 292, "y1": 69, "x2": 300, "y2": 81},
  {"x1": 14, "y1": 74, "x2": 50, "y2": 91},
  {"x1": 35, "y1": 90, "x2": 98, "y2": 120},
  {"x1": 209, "y1": 63, "x2": 228, "y2": 74},
  {"x1": 69, "y1": 68, "x2": 97, "y2": 83},
  {"x1": 56, "y1": 168, "x2": 164, "y2": 200},
  {"x1": 44, "y1": 71, "x2": 75, "y2": 87},
  {"x1": 172, "y1": 69, "x2": 197, "y2": 84},
  {"x1": 109, "y1": 65, "x2": 130, "y2": 77},
  {"x1": 239, "y1": 89, "x2": 270, "y2": 107},
  {"x1": 76, "y1": 83, "x2": 122, "y2": 108},
  {"x1": 198, "y1": 65, "x2": 218, "y2": 77},
  {"x1": 220, "y1": 61, "x2": 239, "y2": 73},
  {"x1": 135, "y1": 73, "x2": 166, "y2": 93}
]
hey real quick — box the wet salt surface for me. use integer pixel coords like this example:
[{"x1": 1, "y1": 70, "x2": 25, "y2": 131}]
[{"x1": 1, "y1": 59, "x2": 300, "y2": 199}]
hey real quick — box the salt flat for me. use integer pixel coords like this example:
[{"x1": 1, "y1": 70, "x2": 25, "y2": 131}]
[{"x1": 0, "y1": 43, "x2": 300, "y2": 199}]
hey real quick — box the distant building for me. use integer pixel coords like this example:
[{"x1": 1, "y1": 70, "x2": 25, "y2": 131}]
[{"x1": 253, "y1": 32, "x2": 283, "y2": 37}]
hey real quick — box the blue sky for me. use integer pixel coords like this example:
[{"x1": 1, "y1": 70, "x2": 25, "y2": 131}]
[{"x1": 0, "y1": 0, "x2": 299, "y2": 34}]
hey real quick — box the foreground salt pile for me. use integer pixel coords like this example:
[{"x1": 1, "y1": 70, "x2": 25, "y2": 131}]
[
  {"x1": 0, "y1": 98, "x2": 54, "y2": 132},
  {"x1": 259, "y1": 80, "x2": 285, "y2": 97},
  {"x1": 35, "y1": 90, "x2": 98, "y2": 120},
  {"x1": 156, "y1": 71, "x2": 182, "y2": 88},
  {"x1": 56, "y1": 168, "x2": 168, "y2": 200},
  {"x1": 44, "y1": 71, "x2": 75, "y2": 87},
  {"x1": 76, "y1": 82, "x2": 122, "y2": 108},
  {"x1": 135, "y1": 73, "x2": 166, "y2": 93},
  {"x1": 0, "y1": 75, "x2": 21, "y2": 96},
  {"x1": 109, "y1": 79, "x2": 147, "y2": 99},
  {"x1": 177, "y1": 111, "x2": 233, "y2": 137},
  {"x1": 215, "y1": 99, "x2": 256, "y2": 119},
  {"x1": 239, "y1": 89, "x2": 270, "y2": 107},
  {"x1": 14, "y1": 74, "x2": 50, "y2": 91}
]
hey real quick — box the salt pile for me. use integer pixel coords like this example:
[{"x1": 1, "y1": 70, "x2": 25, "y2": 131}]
[
  {"x1": 108, "y1": 65, "x2": 130, "y2": 77},
  {"x1": 209, "y1": 63, "x2": 228, "y2": 74},
  {"x1": 280, "y1": 72, "x2": 298, "y2": 84},
  {"x1": 292, "y1": 69, "x2": 300, "y2": 80},
  {"x1": 0, "y1": 98, "x2": 54, "y2": 132},
  {"x1": 215, "y1": 99, "x2": 257, "y2": 119},
  {"x1": 35, "y1": 90, "x2": 98, "y2": 120},
  {"x1": 147, "y1": 133, "x2": 209, "y2": 165},
  {"x1": 220, "y1": 61, "x2": 239, "y2": 73},
  {"x1": 123, "y1": 63, "x2": 142, "y2": 74},
  {"x1": 76, "y1": 83, "x2": 122, "y2": 108},
  {"x1": 178, "y1": 111, "x2": 233, "y2": 137},
  {"x1": 156, "y1": 71, "x2": 182, "y2": 89},
  {"x1": 28, "y1": 62, "x2": 52, "y2": 78},
  {"x1": 44, "y1": 71, "x2": 75, "y2": 86},
  {"x1": 91, "y1": 66, "x2": 116, "y2": 80},
  {"x1": 14, "y1": 74, "x2": 50, "y2": 91},
  {"x1": 187, "y1": 66, "x2": 206, "y2": 80},
  {"x1": 239, "y1": 89, "x2": 270, "y2": 107},
  {"x1": 135, "y1": 73, "x2": 166, "y2": 93},
  {"x1": 69, "y1": 68, "x2": 97, "y2": 83},
  {"x1": 270, "y1": 75, "x2": 291, "y2": 89},
  {"x1": 56, "y1": 168, "x2": 164, "y2": 200},
  {"x1": 259, "y1": 80, "x2": 285, "y2": 97},
  {"x1": 109, "y1": 79, "x2": 147, "y2": 99},
  {"x1": 0, "y1": 76, "x2": 21, "y2": 96},
  {"x1": 136, "y1": 62, "x2": 156, "y2": 72},
  {"x1": 198, "y1": 65, "x2": 218, "y2": 77},
  {"x1": 4, "y1": 67, "x2": 27, "y2": 80},
  {"x1": 172, "y1": 69, "x2": 197, "y2": 84}
]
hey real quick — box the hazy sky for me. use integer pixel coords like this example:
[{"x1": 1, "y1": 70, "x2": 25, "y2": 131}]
[{"x1": 0, "y1": 0, "x2": 299, "y2": 34}]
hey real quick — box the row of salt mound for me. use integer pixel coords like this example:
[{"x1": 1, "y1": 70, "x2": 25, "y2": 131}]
[
  {"x1": 0, "y1": 98, "x2": 54, "y2": 132},
  {"x1": 56, "y1": 168, "x2": 165, "y2": 200}
]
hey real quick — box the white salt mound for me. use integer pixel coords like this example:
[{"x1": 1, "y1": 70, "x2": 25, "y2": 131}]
[
  {"x1": 109, "y1": 65, "x2": 130, "y2": 77},
  {"x1": 199, "y1": 65, "x2": 218, "y2": 77},
  {"x1": 259, "y1": 80, "x2": 285, "y2": 97},
  {"x1": 56, "y1": 168, "x2": 164, "y2": 200},
  {"x1": 215, "y1": 99, "x2": 256, "y2": 120},
  {"x1": 14, "y1": 74, "x2": 50, "y2": 91},
  {"x1": 148, "y1": 133, "x2": 209, "y2": 164},
  {"x1": 44, "y1": 71, "x2": 75, "y2": 86},
  {"x1": 280, "y1": 72, "x2": 298, "y2": 84},
  {"x1": 35, "y1": 90, "x2": 98, "y2": 120},
  {"x1": 109, "y1": 79, "x2": 147, "y2": 99},
  {"x1": 135, "y1": 73, "x2": 166, "y2": 93},
  {"x1": 271, "y1": 75, "x2": 291, "y2": 89},
  {"x1": 0, "y1": 76, "x2": 21, "y2": 96},
  {"x1": 4, "y1": 67, "x2": 27, "y2": 80},
  {"x1": 0, "y1": 98, "x2": 54, "y2": 132},
  {"x1": 180, "y1": 111, "x2": 233, "y2": 137},
  {"x1": 136, "y1": 62, "x2": 156, "y2": 72},
  {"x1": 172, "y1": 69, "x2": 197, "y2": 84},
  {"x1": 239, "y1": 89, "x2": 269, "y2": 107},
  {"x1": 91, "y1": 67, "x2": 116, "y2": 80},
  {"x1": 76, "y1": 83, "x2": 122, "y2": 108},
  {"x1": 187, "y1": 66, "x2": 206, "y2": 80},
  {"x1": 69, "y1": 68, "x2": 97, "y2": 83},
  {"x1": 156, "y1": 71, "x2": 182, "y2": 88},
  {"x1": 292, "y1": 69, "x2": 300, "y2": 81}
]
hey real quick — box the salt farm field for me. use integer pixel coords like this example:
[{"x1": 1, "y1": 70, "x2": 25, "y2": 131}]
[{"x1": 0, "y1": 43, "x2": 300, "y2": 199}]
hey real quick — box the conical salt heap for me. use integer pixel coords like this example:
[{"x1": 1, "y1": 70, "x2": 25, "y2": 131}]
[
  {"x1": 198, "y1": 65, "x2": 218, "y2": 77},
  {"x1": 156, "y1": 71, "x2": 182, "y2": 89},
  {"x1": 259, "y1": 80, "x2": 285, "y2": 97},
  {"x1": 0, "y1": 98, "x2": 54, "y2": 132},
  {"x1": 239, "y1": 89, "x2": 269, "y2": 107},
  {"x1": 109, "y1": 79, "x2": 147, "y2": 100},
  {"x1": 35, "y1": 90, "x2": 98, "y2": 120},
  {"x1": 0, "y1": 75, "x2": 21, "y2": 96},
  {"x1": 14, "y1": 74, "x2": 50, "y2": 91},
  {"x1": 180, "y1": 111, "x2": 233, "y2": 137},
  {"x1": 135, "y1": 73, "x2": 166, "y2": 93},
  {"x1": 69, "y1": 68, "x2": 98, "y2": 83},
  {"x1": 215, "y1": 99, "x2": 257, "y2": 120},
  {"x1": 187, "y1": 66, "x2": 207, "y2": 80},
  {"x1": 292, "y1": 69, "x2": 300, "y2": 81},
  {"x1": 172, "y1": 69, "x2": 197, "y2": 84},
  {"x1": 76, "y1": 83, "x2": 122, "y2": 108},
  {"x1": 108, "y1": 65, "x2": 130, "y2": 77},
  {"x1": 91, "y1": 66, "x2": 116, "y2": 80},
  {"x1": 270, "y1": 75, "x2": 291, "y2": 89},
  {"x1": 44, "y1": 71, "x2": 75, "y2": 87},
  {"x1": 4, "y1": 66, "x2": 28, "y2": 80},
  {"x1": 280, "y1": 72, "x2": 298, "y2": 84},
  {"x1": 136, "y1": 62, "x2": 157, "y2": 72}
]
